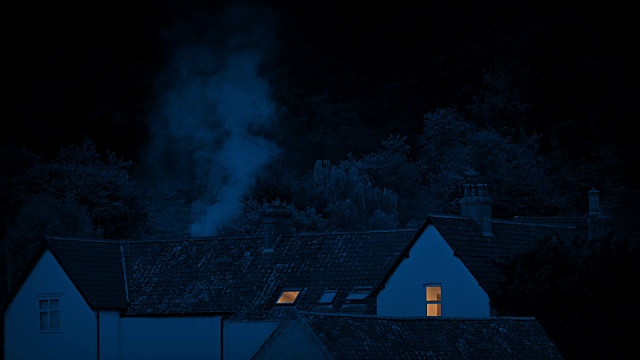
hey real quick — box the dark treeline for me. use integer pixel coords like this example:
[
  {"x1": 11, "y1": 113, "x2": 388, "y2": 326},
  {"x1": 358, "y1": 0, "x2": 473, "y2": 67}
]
[
  {"x1": 492, "y1": 233, "x2": 640, "y2": 359},
  {"x1": 4, "y1": 1, "x2": 638, "y2": 170}
]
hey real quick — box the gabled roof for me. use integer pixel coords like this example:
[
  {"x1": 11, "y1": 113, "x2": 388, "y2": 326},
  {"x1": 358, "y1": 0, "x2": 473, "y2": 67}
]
[
  {"x1": 122, "y1": 236, "x2": 256, "y2": 315},
  {"x1": 416, "y1": 215, "x2": 586, "y2": 295},
  {"x1": 233, "y1": 229, "x2": 416, "y2": 320},
  {"x1": 47, "y1": 238, "x2": 129, "y2": 310},
  {"x1": 31, "y1": 229, "x2": 416, "y2": 318},
  {"x1": 253, "y1": 310, "x2": 564, "y2": 359},
  {"x1": 423, "y1": 215, "x2": 499, "y2": 292},
  {"x1": 600, "y1": 204, "x2": 640, "y2": 244},
  {"x1": 2, "y1": 208, "x2": 597, "y2": 319},
  {"x1": 0, "y1": 238, "x2": 129, "y2": 312}
]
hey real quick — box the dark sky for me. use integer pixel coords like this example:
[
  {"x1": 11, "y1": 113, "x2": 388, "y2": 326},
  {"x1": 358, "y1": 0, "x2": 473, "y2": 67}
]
[{"x1": 3, "y1": 1, "x2": 639, "y2": 169}]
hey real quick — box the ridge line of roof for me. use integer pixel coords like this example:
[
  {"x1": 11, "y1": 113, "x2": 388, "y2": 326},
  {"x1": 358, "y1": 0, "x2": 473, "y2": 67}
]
[
  {"x1": 295, "y1": 229, "x2": 418, "y2": 236},
  {"x1": 491, "y1": 219, "x2": 579, "y2": 229},
  {"x1": 48, "y1": 229, "x2": 420, "y2": 244},
  {"x1": 46, "y1": 237, "x2": 121, "y2": 243},
  {"x1": 119, "y1": 240, "x2": 130, "y2": 304},
  {"x1": 427, "y1": 214, "x2": 471, "y2": 219},
  {"x1": 296, "y1": 311, "x2": 537, "y2": 321}
]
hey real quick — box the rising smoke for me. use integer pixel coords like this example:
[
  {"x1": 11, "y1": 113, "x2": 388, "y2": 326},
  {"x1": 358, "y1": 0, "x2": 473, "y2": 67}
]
[{"x1": 142, "y1": 2, "x2": 280, "y2": 236}]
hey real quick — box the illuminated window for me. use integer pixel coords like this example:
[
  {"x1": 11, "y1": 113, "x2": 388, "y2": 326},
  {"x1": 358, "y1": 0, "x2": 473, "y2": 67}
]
[
  {"x1": 318, "y1": 290, "x2": 338, "y2": 304},
  {"x1": 39, "y1": 298, "x2": 60, "y2": 331},
  {"x1": 346, "y1": 286, "x2": 373, "y2": 302},
  {"x1": 424, "y1": 283, "x2": 442, "y2": 317},
  {"x1": 276, "y1": 290, "x2": 300, "y2": 305}
]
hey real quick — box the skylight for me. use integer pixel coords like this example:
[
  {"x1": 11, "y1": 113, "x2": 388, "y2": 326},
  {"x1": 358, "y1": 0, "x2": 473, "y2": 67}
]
[
  {"x1": 346, "y1": 286, "x2": 373, "y2": 301},
  {"x1": 318, "y1": 290, "x2": 338, "y2": 304},
  {"x1": 276, "y1": 290, "x2": 300, "y2": 305}
]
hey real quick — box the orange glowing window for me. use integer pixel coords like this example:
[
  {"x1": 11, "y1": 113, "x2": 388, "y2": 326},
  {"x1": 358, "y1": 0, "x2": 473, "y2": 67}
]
[
  {"x1": 424, "y1": 283, "x2": 442, "y2": 317},
  {"x1": 276, "y1": 290, "x2": 300, "y2": 305}
]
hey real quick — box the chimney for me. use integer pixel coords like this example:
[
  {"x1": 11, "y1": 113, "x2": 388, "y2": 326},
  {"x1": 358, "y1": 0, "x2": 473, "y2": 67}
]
[
  {"x1": 263, "y1": 204, "x2": 292, "y2": 252},
  {"x1": 588, "y1": 188, "x2": 600, "y2": 215},
  {"x1": 460, "y1": 184, "x2": 492, "y2": 236},
  {"x1": 587, "y1": 188, "x2": 613, "y2": 241}
]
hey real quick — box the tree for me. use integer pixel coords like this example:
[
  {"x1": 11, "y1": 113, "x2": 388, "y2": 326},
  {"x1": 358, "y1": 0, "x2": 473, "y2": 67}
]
[
  {"x1": 416, "y1": 107, "x2": 574, "y2": 218},
  {"x1": 311, "y1": 159, "x2": 399, "y2": 231},
  {"x1": 14, "y1": 136, "x2": 151, "y2": 239},
  {"x1": 492, "y1": 234, "x2": 640, "y2": 359},
  {"x1": 0, "y1": 144, "x2": 42, "y2": 239},
  {"x1": 352, "y1": 135, "x2": 426, "y2": 227},
  {"x1": 216, "y1": 198, "x2": 332, "y2": 236}
]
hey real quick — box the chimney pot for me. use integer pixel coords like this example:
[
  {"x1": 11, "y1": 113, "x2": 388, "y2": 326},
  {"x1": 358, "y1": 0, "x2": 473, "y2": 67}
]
[
  {"x1": 463, "y1": 184, "x2": 472, "y2": 198},
  {"x1": 588, "y1": 188, "x2": 600, "y2": 215},
  {"x1": 460, "y1": 183, "x2": 492, "y2": 236},
  {"x1": 263, "y1": 204, "x2": 292, "y2": 252}
]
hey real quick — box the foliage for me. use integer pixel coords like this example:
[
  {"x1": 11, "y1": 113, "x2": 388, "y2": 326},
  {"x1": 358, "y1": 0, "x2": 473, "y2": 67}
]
[
  {"x1": 416, "y1": 107, "x2": 578, "y2": 217},
  {"x1": 12, "y1": 136, "x2": 151, "y2": 239},
  {"x1": 312, "y1": 159, "x2": 399, "y2": 231},
  {"x1": 0, "y1": 144, "x2": 43, "y2": 239},
  {"x1": 216, "y1": 198, "x2": 332, "y2": 236},
  {"x1": 7, "y1": 194, "x2": 95, "y2": 242},
  {"x1": 356, "y1": 135, "x2": 427, "y2": 227},
  {"x1": 492, "y1": 235, "x2": 640, "y2": 359}
]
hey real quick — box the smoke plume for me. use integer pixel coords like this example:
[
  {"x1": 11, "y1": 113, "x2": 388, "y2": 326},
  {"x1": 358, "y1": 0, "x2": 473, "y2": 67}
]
[{"x1": 142, "y1": 3, "x2": 279, "y2": 236}]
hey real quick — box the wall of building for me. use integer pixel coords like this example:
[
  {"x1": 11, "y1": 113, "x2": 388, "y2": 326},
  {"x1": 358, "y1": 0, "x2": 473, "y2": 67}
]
[
  {"x1": 99, "y1": 311, "x2": 120, "y2": 360},
  {"x1": 224, "y1": 320, "x2": 280, "y2": 360},
  {"x1": 377, "y1": 225, "x2": 490, "y2": 317},
  {"x1": 120, "y1": 316, "x2": 221, "y2": 360},
  {"x1": 4, "y1": 250, "x2": 97, "y2": 360}
]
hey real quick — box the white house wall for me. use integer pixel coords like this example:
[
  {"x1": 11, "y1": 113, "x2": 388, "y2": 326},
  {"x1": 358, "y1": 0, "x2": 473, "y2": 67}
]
[
  {"x1": 377, "y1": 225, "x2": 490, "y2": 317},
  {"x1": 99, "y1": 311, "x2": 120, "y2": 360},
  {"x1": 4, "y1": 250, "x2": 97, "y2": 360},
  {"x1": 223, "y1": 320, "x2": 280, "y2": 360},
  {"x1": 119, "y1": 316, "x2": 221, "y2": 360}
]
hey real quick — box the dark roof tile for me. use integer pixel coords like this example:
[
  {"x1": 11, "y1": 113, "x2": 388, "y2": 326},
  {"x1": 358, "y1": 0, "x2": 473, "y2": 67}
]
[
  {"x1": 47, "y1": 238, "x2": 128, "y2": 310},
  {"x1": 296, "y1": 311, "x2": 563, "y2": 359}
]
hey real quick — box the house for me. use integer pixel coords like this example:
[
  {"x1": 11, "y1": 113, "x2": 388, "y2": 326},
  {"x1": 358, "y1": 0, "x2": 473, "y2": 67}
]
[
  {"x1": 252, "y1": 309, "x2": 564, "y2": 359},
  {"x1": 4, "y1": 183, "x2": 609, "y2": 359}
]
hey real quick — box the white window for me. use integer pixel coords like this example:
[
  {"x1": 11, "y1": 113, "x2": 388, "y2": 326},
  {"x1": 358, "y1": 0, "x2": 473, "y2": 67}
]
[
  {"x1": 318, "y1": 290, "x2": 338, "y2": 304},
  {"x1": 424, "y1": 283, "x2": 442, "y2": 317},
  {"x1": 276, "y1": 290, "x2": 300, "y2": 305},
  {"x1": 39, "y1": 298, "x2": 60, "y2": 331},
  {"x1": 346, "y1": 286, "x2": 373, "y2": 302}
]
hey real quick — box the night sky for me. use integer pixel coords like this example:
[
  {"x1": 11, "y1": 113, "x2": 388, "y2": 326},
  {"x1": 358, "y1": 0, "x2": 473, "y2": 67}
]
[{"x1": 3, "y1": 1, "x2": 639, "y2": 194}]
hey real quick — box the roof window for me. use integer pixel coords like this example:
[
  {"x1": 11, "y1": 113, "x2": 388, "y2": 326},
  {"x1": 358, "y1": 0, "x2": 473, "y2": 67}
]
[
  {"x1": 276, "y1": 290, "x2": 300, "y2": 305},
  {"x1": 318, "y1": 290, "x2": 338, "y2": 304},
  {"x1": 346, "y1": 286, "x2": 373, "y2": 302}
]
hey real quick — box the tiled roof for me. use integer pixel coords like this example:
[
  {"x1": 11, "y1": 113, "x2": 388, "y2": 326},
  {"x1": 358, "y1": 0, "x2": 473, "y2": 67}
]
[
  {"x1": 44, "y1": 229, "x2": 416, "y2": 317},
  {"x1": 270, "y1": 311, "x2": 563, "y2": 359},
  {"x1": 424, "y1": 215, "x2": 499, "y2": 293},
  {"x1": 600, "y1": 205, "x2": 640, "y2": 245},
  {"x1": 491, "y1": 219, "x2": 585, "y2": 254},
  {"x1": 47, "y1": 238, "x2": 128, "y2": 310},
  {"x1": 122, "y1": 236, "x2": 258, "y2": 315},
  {"x1": 233, "y1": 229, "x2": 416, "y2": 320},
  {"x1": 37, "y1": 209, "x2": 604, "y2": 318},
  {"x1": 423, "y1": 215, "x2": 587, "y2": 295}
]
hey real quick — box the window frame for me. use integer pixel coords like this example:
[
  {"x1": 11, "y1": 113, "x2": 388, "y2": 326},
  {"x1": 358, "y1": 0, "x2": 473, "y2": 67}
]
[
  {"x1": 275, "y1": 289, "x2": 301, "y2": 305},
  {"x1": 424, "y1": 283, "x2": 442, "y2": 317},
  {"x1": 37, "y1": 294, "x2": 62, "y2": 332},
  {"x1": 345, "y1": 286, "x2": 373, "y2": 302},
  {"x1": 318, "y1": 289, "x2": 338, "y2": 304}
]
